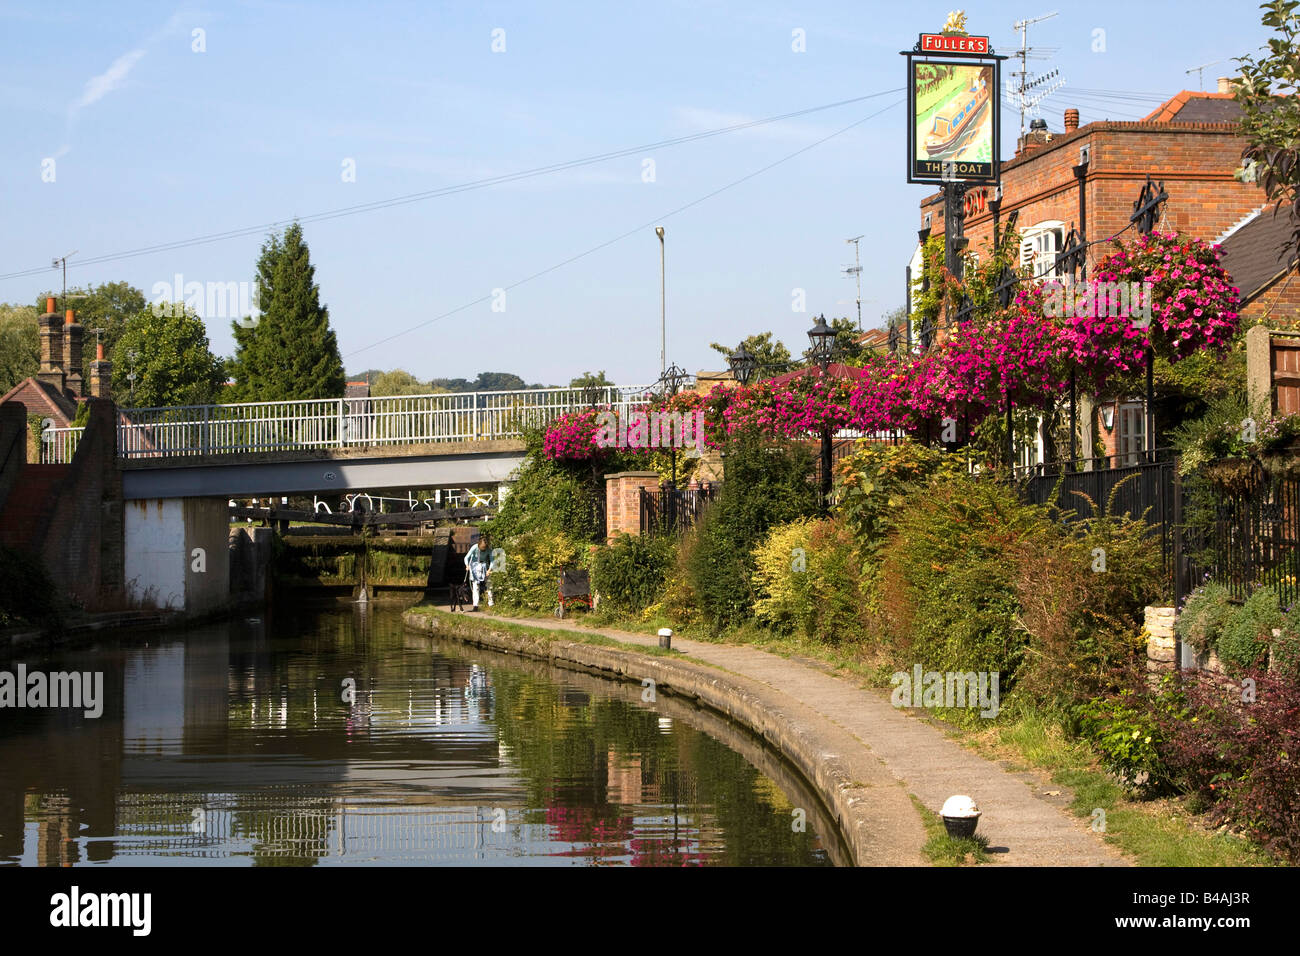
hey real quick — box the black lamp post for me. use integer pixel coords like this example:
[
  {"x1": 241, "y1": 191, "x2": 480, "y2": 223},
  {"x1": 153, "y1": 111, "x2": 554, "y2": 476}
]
[
  {"x1": 807, "y1": 314, "x2": 838, "y2": 507},
  {"x1": 727, "y1": 342, "x2": 757, "y2": 386},
  {"x1": 657, "y1": 362, "x2": 689, "y2": 487}
]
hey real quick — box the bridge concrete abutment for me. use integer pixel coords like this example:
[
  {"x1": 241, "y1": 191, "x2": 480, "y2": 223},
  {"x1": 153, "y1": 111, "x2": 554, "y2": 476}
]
[{"x1": 124, "y1": 497, "x2": 231, "y2": 613}]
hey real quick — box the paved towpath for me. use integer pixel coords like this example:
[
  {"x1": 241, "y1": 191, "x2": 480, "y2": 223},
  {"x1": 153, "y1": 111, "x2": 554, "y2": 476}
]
[{"x1": 475, "y1": 610, "x2": 1129, "y2": 866}]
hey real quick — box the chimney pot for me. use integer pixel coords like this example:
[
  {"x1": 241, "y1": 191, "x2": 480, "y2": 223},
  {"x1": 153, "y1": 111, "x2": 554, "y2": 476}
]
[
  {"x1": 1064, "y1": 108, "x2": 1079, "y2": 132},
  {"x1": 45, "y1": 296, "x2": 56, "y2": 314},
  {"x1": 1217, "y1": 76, "x2": 1231, "y2": 94},
  {"x1": 97, "y1": 342, "x2": 105, "y2": 361},
  {"x1": 64, "y1": 308, "x2": 74, "y2": 325}
]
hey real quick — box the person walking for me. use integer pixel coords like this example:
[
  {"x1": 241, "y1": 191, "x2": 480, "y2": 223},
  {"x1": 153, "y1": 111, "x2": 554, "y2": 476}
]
[{"x1": 464, "y1": 535, "x2": 493, "y2": 611}]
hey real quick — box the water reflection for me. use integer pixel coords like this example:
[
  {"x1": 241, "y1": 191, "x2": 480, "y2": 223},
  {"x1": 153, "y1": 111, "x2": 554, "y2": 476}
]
[{"x1": 0, "y1": 605, "x2": 838, "y2": 866}]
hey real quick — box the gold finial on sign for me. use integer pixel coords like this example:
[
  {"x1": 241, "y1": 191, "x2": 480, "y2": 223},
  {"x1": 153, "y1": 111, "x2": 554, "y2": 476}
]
[{"x1": 941, "y1": 11, "x2": 969, "y2": 35}]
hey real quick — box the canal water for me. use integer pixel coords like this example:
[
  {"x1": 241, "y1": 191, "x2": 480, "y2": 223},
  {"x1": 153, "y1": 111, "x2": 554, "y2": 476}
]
[{"x1": 0, "y1": 605, "x2": 842, "y2": 866}]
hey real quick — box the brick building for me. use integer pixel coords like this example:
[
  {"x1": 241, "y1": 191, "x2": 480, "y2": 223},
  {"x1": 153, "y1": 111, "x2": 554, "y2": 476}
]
[
  {"x1": 913, "y1": 81, "x2": 1283, "y2": 467},
  {"x1": 0, "y1": 297, "x2": 112, "y2": 461}
]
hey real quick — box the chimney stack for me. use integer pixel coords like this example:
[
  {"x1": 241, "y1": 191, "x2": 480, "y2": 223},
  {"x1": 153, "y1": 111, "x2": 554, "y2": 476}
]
[
  {"x1": 37, "y1": 296, "x2": 66, "y2": 392},
  {"x1": 64, "y1": 308, "x2": 84, "y2": 398},
  {"x1": 1217, "y1": 76, "x2": 1232, "y2": 94},
  {"x1": 89, "y1": 340, "x2": 113, "y2": 401},
  {"x1": 1064, "y1": 108, "x2": 1079, "y2": 133}
]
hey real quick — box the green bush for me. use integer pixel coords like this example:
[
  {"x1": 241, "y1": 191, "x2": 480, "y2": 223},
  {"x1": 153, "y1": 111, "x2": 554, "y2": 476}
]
[
  {"x1": 684, "y1": 436, "x2": 818, "y2": 632},
  {"x1": 834, "y1": 441, "x2": 964, "y2": 556},
  {"x1": 1174, "y1": 582, "x2": 1235, "y2": 655},
  {"x1": 493, "y1": 529, "x2": 586, "y2": 611},
  {"x1": 1217, "y1": 585, "x2": 1281, "y2": 672},
  {"x1": 880, "y1": 473, "x2": 1050, "y2": 682},
  {"x1": 1076, "y1": 682, "x2": 1181, "y2": 796},
  {"x1": 590, "y1": 534, "x2": 675, "y2": 613},
  {"x1": 0, "y1": 545, "x2": 58, "y2": 628},
  {"x1": 492, "y1": 456, "x2": 602, "y2": 545},
  {"x1": 752, "y1": 516, "x2": 868, "y2": 644}
]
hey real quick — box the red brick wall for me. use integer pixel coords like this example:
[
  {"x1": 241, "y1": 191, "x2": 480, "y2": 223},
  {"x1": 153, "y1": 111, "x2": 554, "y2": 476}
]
[
  {"x1": 926, "y1": 121, "x2": 1264, "y2": 261},
  {"x1": 604, "y1": 472, "x2": 659, "y2": 542}
]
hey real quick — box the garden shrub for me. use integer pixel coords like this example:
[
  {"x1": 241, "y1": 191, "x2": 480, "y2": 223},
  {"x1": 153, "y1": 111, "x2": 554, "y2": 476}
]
[
  {"x1": 1174, "y1": 582, "x2": 1236, "y2": 656},
  {"x1": 683, "y1": 436, "x2": 818, "y2": 632},
  {"x1": 752, "y1": 516, "x2": 867, "y2": 643},
  {"x1": 492, "y1": 529, "x2": 585, "y2": 611},
  {"x1": 1010, "y1": 526, "x2": 1157, "y2": 714},
  {"x1": 834, "y1": 441, "x2": 964, "y2": 556},
  {"x1": 1216, "y1": 586, "x2": 1281, "y2": 673},
  {"x1": 1076, "y1": 681, "x2": 1181, "y2": 796},
  {"x1": 1271, "y1": 604, "x2": 1300, "y2": 679},
  {"x1": 590, "y1": 534, "x2": 675, "y2": 613},
  {"x1": 879, "y1": 472, "x2": 1050, "y2": 683},
  {"x1": 491, "y1": 455, "x2": 602, "y2": 546},
  {"x1": 1155, "y1": 670, "x2": 1300, "y2": 863},
  {"x1": 752, "y1": 518, "x2": 816, "y2": 635}
]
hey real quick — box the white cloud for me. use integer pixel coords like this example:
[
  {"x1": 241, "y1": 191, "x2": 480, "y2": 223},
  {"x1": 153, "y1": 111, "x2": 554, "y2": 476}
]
[{"x1": 73, "y1": 48, "x2": 146, "y2": 110}]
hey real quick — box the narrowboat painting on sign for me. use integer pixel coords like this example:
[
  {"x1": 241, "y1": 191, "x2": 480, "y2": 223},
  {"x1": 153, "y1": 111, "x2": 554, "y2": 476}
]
[{"x1": 912, "y1": 63, "x2": 995, "y2": 181}]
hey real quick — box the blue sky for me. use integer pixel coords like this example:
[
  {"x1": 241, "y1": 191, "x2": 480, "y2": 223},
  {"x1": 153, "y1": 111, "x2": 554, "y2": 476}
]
[{"x1": 0, "y1": 1, "x2": 1274, "y2": 387}]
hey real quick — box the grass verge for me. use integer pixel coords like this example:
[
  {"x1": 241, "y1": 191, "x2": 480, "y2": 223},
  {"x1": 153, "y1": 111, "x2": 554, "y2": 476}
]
[{"x1": 910, "y1": 794, "x2": 991, "y2": 866}]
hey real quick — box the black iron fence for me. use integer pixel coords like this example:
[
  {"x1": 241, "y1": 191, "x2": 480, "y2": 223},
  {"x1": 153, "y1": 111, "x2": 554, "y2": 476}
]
[
  {"x1": 1017, "y1": 451, "x2": 1300, "y2": 610},
  {"x1": 1175, "y1": 468, "x2": 1300, "y2": 610},
  {"x1": 640, "y1": 485, "x2": 718, "y2": 536},
  {"x1": 1018, "y1": 451, "x2": 1178, "y2": 572}
]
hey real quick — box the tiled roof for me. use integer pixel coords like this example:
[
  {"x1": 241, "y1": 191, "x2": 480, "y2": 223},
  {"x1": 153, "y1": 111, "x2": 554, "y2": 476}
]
[
  {"x1": 1219, "y1": 207, "x2": 1300, "y2": 302},
  {"x1": 1141, "y1": 91, "x2": 1241, "y2": 124},
  {"x1": 0, "y1": 377, "x2": 76, "y2": 423}
]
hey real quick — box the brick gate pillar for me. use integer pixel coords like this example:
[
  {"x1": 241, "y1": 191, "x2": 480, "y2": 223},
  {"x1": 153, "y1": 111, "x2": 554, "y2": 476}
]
[{"x1": 603, "y1": 471, "x2": 660, "y2": 543}]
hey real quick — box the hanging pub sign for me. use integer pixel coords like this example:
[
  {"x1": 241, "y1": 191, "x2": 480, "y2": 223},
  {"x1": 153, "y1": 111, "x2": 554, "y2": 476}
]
[{"x1": 902, "y1": 11, "x2": 1004, "y2": 185}]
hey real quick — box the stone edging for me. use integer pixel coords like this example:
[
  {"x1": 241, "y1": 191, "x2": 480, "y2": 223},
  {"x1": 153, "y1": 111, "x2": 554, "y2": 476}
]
[{"x1": 402, "y1": 608, "x2": 925, "y2": 867}]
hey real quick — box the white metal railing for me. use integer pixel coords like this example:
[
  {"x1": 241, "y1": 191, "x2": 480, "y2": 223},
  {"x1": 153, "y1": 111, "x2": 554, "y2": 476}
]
[
  {"x1": 116, "y1": 385, "x2": 655, "y2": 460},
  {"x1": 39, "y1": 426, "x2": 84, "y2": 464}
]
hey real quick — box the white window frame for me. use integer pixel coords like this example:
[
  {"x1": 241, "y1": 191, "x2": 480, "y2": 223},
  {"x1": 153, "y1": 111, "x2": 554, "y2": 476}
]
[{"x1": 1020, "y1": 220, "x2": 1066, "y2": 280}]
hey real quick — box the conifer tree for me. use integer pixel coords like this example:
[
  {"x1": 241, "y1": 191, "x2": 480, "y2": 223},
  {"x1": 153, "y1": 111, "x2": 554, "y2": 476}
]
[{"x1": 230, "y1": 223, "x2": 345, "y2": 401}]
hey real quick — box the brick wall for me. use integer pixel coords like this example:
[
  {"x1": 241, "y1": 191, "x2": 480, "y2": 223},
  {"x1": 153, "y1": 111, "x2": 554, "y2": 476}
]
[
  {"x1": 23, "y1": 398, "x2": 124, "y2": 610},
  {"x1": 926, "y1": 121, "x2": 1264, "y2": 262},
  {"x1": 604, "y1": 471, "x2": 660, "y2": 542}
]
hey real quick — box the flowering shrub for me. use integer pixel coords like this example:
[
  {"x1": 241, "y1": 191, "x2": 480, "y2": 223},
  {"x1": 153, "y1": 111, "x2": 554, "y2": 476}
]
[
  {"x1": 540, "y1": 233, "x2": 1241, "y2": 460},
  {"x1": 1056, "y1": 232, "x2": 1240, "y2": 378},
  {"x1": 542, "y1": 407, "x2": 610, "y2": 461}
]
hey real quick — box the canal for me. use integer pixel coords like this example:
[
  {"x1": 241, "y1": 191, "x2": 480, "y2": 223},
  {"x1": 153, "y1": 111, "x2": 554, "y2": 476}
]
[{"x1": 0, "y1": 604, "x2": 845, "y2": 866}]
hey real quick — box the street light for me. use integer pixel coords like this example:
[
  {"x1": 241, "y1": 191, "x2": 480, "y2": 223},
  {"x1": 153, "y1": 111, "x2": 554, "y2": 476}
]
[
  {"x1": 656, "y1": 362, "x2": 690, "y2": 488},
  {"x1": 655, "y1": 226, "x2": 666, "y2": 378},
  {"x1": 727, "y1": 342, "x2": 757, "y2": 385},
  {"x1": 807, "y1": 314, "x2": 838, "y2": 506},
  {"x1": 807, "y1": 313, "x2": 837, "y2": 370}
]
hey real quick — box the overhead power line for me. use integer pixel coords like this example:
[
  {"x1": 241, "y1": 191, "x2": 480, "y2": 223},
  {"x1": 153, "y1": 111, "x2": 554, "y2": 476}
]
[
  {"x1": 0, "y1": 89, "x2": 901, "y2": 284},
  {"x1": 345, "y1": 99, "x2": 903, "y2": 359}
]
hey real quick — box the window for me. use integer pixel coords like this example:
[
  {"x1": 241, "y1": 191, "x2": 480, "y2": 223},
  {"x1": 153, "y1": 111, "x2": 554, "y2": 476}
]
[
  {"x1": 1118, "y1": 402, "x2": 1145, "y2": 466},
  {"x1": 1019, "y1": 220, "x2": 1065, "y2": 279}
]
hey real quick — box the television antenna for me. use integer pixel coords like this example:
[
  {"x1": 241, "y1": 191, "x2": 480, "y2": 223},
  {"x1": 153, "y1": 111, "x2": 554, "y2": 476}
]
[
  {"x1": 51, "y1": 250, "x2": 78, "y2": 311},
  {"x1": 1185, "y1": 59, "x2": 1224, "y2": 91},
  {"x1": 1010, "y1": 11, "x2": 1059, "y2": 141},
  {"x1": 843, "y1": 236, "x2": 863, "y2": 331}
]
